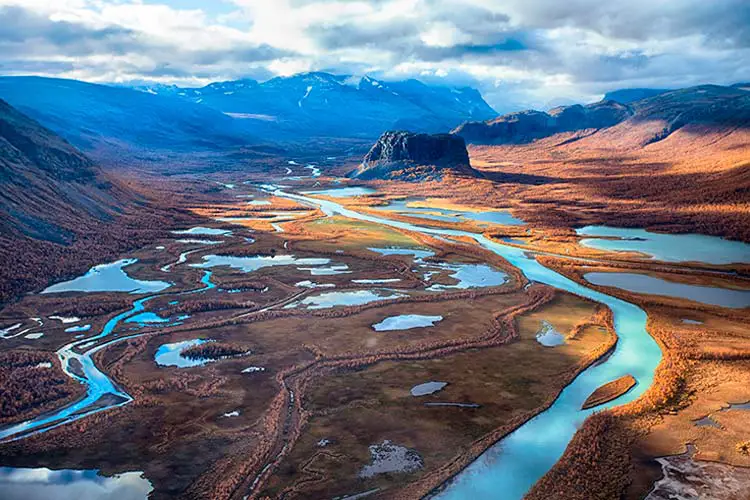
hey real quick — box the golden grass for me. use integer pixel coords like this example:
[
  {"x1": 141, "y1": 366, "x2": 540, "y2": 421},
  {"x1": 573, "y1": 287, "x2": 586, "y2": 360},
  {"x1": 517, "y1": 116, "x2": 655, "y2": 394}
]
[
  {"x1": 260, "y1": 293, "x2": 613, "y2": 499},
  {"x1": 582, "y1": 375, "x2": 637, "y2": 410}
]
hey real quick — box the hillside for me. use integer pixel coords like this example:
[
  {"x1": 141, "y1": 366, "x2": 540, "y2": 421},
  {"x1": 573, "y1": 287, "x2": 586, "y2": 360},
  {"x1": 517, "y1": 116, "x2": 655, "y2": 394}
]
[
  {"x1": 137, "y1": 72, "x2": 497, "y2": 138},
  {"x1": 454, "y1": 84, "x2": 750, "y2": 147},
  {"x1": 0, "y1": 76, "x2": 268, "y2": 169},
  {"x1": 624, "y1": 84, "x2": 750, "y2": 146},
  {"x1": 466, "y1": 85, "x2": 750, "y2": 242},
  {"x1": 0, "y1": 100, "x2": 190, "y2": 302},
  {"x1": 350, "y1": 130, "x2": 476, "y2": 181},
  {"x1": 0, "y1": 98, "x2": 122, "y2": 242},
  {"x1": 603, "y1": 88, "x2": 669, "y2": 104}
]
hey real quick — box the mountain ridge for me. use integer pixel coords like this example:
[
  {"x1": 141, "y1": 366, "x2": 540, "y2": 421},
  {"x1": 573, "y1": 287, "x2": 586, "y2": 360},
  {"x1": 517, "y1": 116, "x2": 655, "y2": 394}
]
[
  {"x1": 0, "y1": 76, "x2": 266, "y2": 164},
  {"x1": 132, "y1": 72, "x2": 497, "y2": 138},
  {"x1": 453, "y1": 84, "x2": 750, "y2": 147}
]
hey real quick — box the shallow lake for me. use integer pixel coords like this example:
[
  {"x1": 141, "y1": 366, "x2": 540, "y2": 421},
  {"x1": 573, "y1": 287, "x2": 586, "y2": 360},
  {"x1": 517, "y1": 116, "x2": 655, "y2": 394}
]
[
  {"x1": 0, "y1": 467, "x2": 152, "y2": 500},
  {"x1": 42, "y1": 259, "x2": 171, "y2": 295},
  {"x1": 191, "y1": 254, "x2": 330, "y2": 273},
  {"x1": 576, "y1": 226, "x2": 750, "y2": 265},
  {"x1": 584, "y1": 272, "x2": 750, "y2": 309},
  {"x1": 372, "y1": 314, "x2": 443, "y2": 331}
]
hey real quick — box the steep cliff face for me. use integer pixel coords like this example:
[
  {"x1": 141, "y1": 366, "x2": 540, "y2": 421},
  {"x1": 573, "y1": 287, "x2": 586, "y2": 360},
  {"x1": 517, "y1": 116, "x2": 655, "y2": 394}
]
[
  {"x1": 350, "y1": 131, "x2": 475, "y2": 180},
  {"x1": 453, "y1": 101, "x2": 633, "y2": 144}
]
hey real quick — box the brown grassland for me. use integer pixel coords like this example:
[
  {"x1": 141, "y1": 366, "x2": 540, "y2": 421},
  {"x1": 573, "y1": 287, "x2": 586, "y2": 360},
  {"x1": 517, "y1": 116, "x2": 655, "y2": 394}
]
[{"x1": 1, "y1": 118, "x2": 749, "y2": 500}]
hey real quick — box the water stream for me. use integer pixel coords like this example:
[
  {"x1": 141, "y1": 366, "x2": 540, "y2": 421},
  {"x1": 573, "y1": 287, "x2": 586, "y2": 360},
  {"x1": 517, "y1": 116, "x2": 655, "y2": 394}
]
[
  {"x1": 265, "y1": 186, "x2": 663, "y2": 499},
  {"x1": 1, "y1": 184, "x2": 706, "y2": 498},
  {"x1": 0, "y1": 271, "x2": 216, "y2": 442}
]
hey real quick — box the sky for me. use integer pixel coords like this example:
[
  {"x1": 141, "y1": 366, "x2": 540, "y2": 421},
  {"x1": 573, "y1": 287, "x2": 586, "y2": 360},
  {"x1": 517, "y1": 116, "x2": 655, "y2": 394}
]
[{"x1": 0, "y1": 0, "x2": 748, "y2": 112}]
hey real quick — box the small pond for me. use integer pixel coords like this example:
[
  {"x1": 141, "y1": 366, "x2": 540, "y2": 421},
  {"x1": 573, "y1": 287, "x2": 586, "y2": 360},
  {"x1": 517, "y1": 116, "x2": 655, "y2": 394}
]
[
  {"x1": 65, "y1": 325, "x2": 91, "y2": 333},
  {"x1": 374, "y1": 199, "x2": 524, "y2": 226},
  {"x1": 535, "y1": 320, "x2": 566, "y2": 347},
  {"x1": 368, "y1": 247, "x2": 435, "y2": 261},
  {"x1": 192, "y1": 254, "x2": 330, "y2": 273},
  {"x1": 176, "y1": 239, "x2": 223, "y2": 245},
  {"x1": 303, "y1": 186, "x2": 376, "y2": 197},
  {"x1": 125, "y1": 312, "x2": 170, "y2": 325},
  {"x1": 285, "y1": 290, "x2": 406, "y2": 310},
  {"x1": 359, "y1": 441, "x2": 424, "y2": 479},
  {"x1": 171, "y1": 227, "x2": 232, "y2": 236},
  {"x1": 411, "y1": 381, "x2": 448, "y2": 396},
  {"x1": 297, "y1": 264, "x2": 351, "y2": 275},
  {"x1": 154, "y1": 339, "x2": 214, "y2": 368},
  {"x1": 352, "y1": 278, "x2": 402, "y2": 284},
  {"x1": 426, "y1": 263, "x2": 508, "y2": 290},
  {"x1": 372, "y1": 315, "x2": 443, "y2": 332}
]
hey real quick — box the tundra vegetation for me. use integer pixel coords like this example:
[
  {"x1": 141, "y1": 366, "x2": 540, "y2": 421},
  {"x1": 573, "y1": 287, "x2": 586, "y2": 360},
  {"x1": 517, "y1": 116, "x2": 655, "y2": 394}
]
[{"x1": 1, "y1": 85, "x2": 749, "y2": 500}]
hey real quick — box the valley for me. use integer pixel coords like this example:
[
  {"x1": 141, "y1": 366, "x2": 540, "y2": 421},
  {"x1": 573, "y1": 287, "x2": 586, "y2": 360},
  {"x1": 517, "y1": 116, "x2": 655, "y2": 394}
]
[
  {"x1": 0, "y1": 69, "x2": 749, "y2": 500},
  {"x1": 1, "y1": 134, "x2": 749, "y2": 499}
]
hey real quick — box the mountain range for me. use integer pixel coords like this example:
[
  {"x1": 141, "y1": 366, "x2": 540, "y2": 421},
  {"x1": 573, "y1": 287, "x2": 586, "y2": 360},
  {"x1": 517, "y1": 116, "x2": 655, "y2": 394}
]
[
  {"x1": 0, "y1": 73, "x2": 496, "y2": 169},
  {"x1": 0, "y1": 73, "x2": 747, "y2": 178},
  {"x1": 453, "y1": 84, "x2": 750, "y2": 146},
  {"x1": 134, "y1": 73, "x2": 497, "y2": 138}
]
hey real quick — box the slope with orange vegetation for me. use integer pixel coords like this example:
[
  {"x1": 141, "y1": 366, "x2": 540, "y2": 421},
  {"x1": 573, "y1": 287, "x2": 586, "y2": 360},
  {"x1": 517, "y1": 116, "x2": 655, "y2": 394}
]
[{"x1": 462, "y1": 86, "x2": 750, "y2": 242}]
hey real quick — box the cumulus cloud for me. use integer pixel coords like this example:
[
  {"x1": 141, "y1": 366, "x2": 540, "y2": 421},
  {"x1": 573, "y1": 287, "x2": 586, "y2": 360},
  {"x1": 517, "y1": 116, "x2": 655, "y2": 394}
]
[{"x1": 0, "y1": 0, "x2": 748, "y2": 111}]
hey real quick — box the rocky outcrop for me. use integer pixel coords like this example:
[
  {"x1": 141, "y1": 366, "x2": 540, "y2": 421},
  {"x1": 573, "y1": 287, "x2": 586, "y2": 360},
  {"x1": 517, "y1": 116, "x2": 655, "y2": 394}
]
[
  {"x1": 350, "y1": 131, "x2": 476, "y2": 180},
  {"x1": 453, "y1": 100, "x2": 633, "y2": 145}
]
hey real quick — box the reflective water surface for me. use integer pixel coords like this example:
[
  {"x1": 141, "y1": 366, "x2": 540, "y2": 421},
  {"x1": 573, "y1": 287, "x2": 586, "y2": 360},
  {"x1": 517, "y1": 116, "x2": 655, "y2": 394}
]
[
  {"x1": 42, "y1": 259, "x2": 171, "y2": 295},
  {"x1": 584, "y1": 272, "x2": 750, "y2": 309},
  {"x1": 0, "y1": 467, "x2": 152, "y2": 500},
  {"x1": 577, "y1": 226, "x2": 750, "y2": 265}
]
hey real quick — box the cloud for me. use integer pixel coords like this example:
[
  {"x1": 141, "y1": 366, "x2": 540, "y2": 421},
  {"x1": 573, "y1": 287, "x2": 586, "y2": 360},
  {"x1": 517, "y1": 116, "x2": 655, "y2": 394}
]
[
  {"x1": 0, "y1": 0, "x2": 748, "y2": 111},
  {"x1": 0, "y1": 6, "x2": 139, "y2": 57}
]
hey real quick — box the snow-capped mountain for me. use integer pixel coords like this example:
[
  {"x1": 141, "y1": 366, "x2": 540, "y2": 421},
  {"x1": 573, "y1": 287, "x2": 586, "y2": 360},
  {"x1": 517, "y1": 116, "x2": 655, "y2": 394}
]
[{"x1": 137, "y1": 72, "x2": 497, "y2": 138}]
